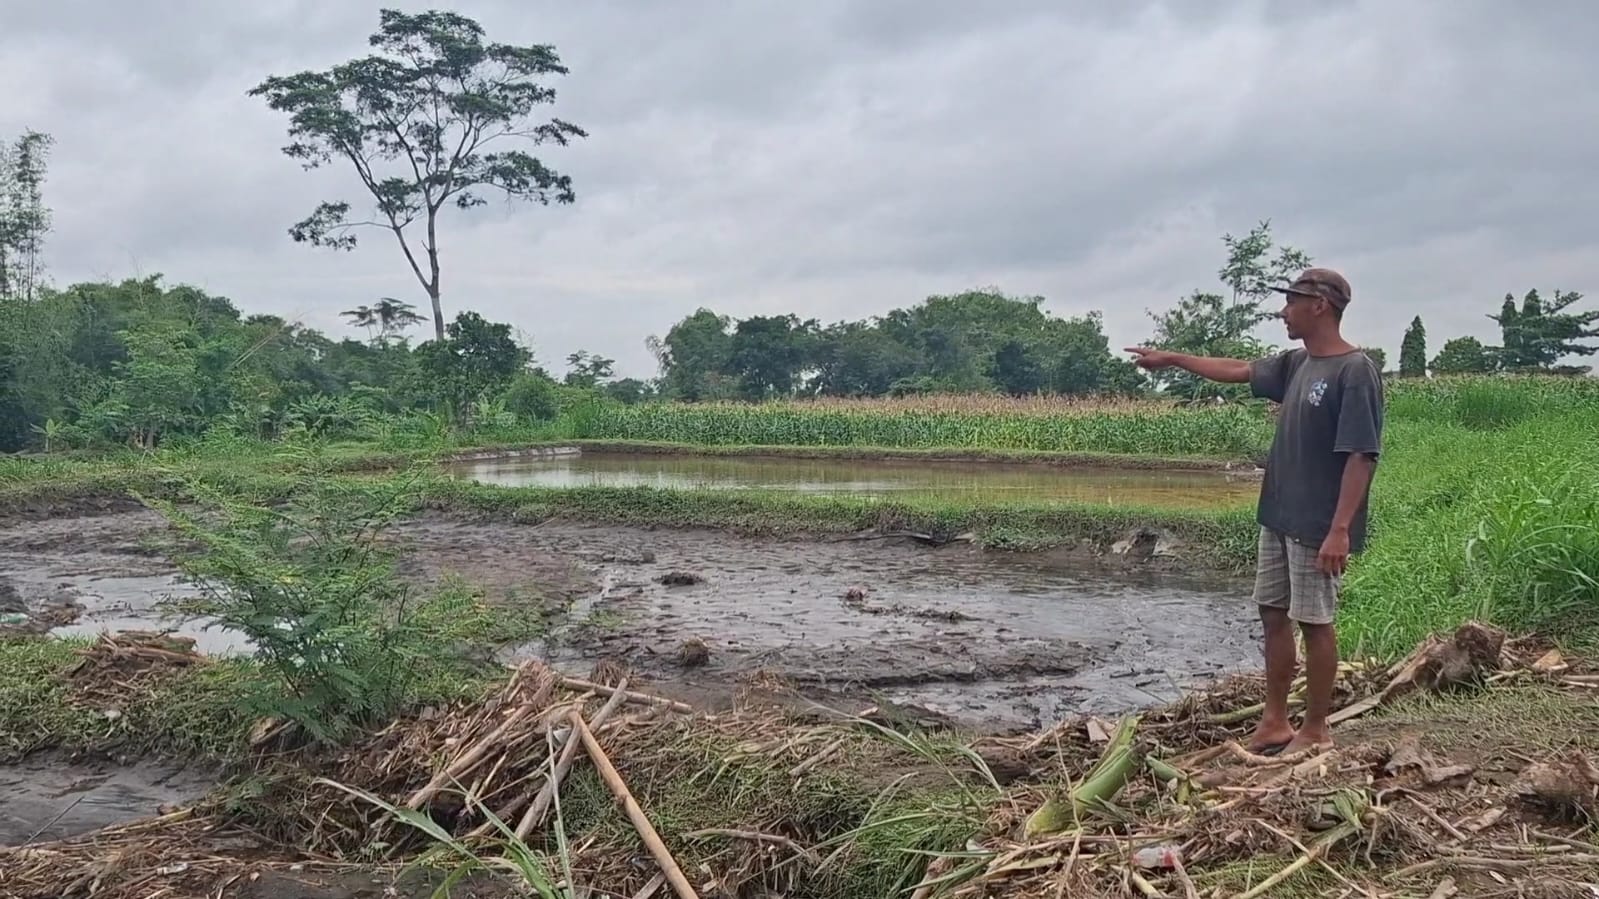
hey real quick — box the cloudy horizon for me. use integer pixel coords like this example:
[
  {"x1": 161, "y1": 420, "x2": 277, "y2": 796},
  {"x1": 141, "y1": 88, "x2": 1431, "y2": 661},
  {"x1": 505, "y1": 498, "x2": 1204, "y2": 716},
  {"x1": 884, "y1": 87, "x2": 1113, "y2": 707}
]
[{"x1": 4, "y1": 0, "x2": 1596, "y2": 379}]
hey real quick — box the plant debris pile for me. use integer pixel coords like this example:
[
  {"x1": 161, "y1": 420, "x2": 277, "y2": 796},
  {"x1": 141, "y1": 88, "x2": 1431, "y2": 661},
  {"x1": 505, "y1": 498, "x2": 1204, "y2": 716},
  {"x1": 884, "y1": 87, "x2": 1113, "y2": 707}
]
[
  {"x1": 3, "y1": 622, "x2": 1597, "y2": 899},
  {"x1": 61, "y1": 630, "x2": 206, "y2": 712},
  {"x1": 960, "y1": 623, "x2": 1599, "y2": 898}
]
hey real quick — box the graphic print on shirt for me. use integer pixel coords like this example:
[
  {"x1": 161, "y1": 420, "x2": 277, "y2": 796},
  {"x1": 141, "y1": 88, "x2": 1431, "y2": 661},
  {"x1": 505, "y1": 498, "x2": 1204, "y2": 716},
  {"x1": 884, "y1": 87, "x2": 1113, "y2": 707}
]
[{"x1": 1307, "y1": 377, "x2": 1329, "y2": 407}]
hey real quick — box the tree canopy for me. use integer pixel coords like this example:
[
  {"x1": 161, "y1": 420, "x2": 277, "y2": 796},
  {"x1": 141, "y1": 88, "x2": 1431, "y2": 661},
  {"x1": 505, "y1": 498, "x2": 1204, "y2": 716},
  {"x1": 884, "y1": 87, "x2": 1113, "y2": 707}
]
[
  {"x1": 1400, "y1": 316, "x2": 1427, "y2": 378},
  {"x1": 647, "y1": 291, "x2": 1142, "y2": 402},
  {"x1": 1490, "y1": 289, "x2": 1599, "y2": 372},
  {"x1": 249, "y1": 9, "x2": 586, "y2": 339},
  {"x1": 0, "y1": 129, "x2": 53, "y2": 302}
]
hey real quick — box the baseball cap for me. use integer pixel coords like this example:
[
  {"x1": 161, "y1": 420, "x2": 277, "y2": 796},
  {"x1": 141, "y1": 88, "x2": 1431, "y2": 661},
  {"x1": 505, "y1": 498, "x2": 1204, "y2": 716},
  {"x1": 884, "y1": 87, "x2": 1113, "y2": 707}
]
[{"x1": 1271, "y1": 267, "x2": 1351, "y2": 309}]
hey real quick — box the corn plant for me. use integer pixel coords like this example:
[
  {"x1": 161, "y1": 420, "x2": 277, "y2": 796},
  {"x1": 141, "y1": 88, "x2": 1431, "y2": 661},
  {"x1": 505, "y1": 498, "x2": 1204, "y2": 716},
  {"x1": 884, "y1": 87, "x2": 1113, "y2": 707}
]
[{"x1": 571, "y1": 396, "x2": 1275, "y2": 458}]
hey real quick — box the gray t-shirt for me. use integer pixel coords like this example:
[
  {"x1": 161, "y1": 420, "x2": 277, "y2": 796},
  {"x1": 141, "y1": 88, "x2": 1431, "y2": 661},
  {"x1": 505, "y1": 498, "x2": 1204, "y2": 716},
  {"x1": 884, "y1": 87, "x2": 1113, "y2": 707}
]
[{"x1": 1248, "y1": 348, "x2": 1385, "y2": 553}]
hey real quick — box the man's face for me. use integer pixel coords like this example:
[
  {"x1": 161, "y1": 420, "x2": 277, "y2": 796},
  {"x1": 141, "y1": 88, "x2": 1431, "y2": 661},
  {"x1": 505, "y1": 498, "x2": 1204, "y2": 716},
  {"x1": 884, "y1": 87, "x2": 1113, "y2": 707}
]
[{"x1": 1280, "y1": 292, "x2": 1323, "y2": 340}]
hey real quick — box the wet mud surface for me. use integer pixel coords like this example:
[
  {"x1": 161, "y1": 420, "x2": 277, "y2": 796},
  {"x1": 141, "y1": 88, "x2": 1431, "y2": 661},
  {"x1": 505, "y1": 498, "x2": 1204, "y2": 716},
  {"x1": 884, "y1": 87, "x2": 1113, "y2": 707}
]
[
  {"x1": 0, "y1": 754, "x2": 215, "y2": 846},
  {"x1": 0, "y1": 509, "x2": 1262, "y2": 733}
]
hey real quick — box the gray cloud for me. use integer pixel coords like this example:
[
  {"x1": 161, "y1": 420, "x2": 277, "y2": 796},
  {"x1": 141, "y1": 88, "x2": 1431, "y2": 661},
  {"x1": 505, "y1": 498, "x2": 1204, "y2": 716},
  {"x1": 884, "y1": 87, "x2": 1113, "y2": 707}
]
[{"x1": 4, "y1": 0, "x2": 1598, "y2": 377}]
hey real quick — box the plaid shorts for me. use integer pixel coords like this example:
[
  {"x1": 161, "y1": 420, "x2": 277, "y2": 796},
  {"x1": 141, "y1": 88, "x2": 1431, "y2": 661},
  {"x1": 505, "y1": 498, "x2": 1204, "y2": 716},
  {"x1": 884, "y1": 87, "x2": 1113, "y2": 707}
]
[{"x1": 1251, "y1": 527, "x2": 1340, "y2": 625}]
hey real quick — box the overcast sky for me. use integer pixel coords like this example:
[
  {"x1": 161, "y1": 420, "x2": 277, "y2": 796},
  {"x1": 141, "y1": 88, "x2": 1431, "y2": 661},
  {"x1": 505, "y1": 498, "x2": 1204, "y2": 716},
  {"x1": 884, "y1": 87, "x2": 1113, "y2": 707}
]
[{"x1": 3, "y1": 0, "x2": 1596, "y2": 378}]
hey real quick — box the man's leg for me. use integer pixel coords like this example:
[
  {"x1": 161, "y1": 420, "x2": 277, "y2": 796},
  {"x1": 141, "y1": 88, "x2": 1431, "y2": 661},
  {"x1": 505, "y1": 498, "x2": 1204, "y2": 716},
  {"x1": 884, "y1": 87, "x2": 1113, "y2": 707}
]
[
  {"x1": 1255, "y1": 605, "x2": 1298, "y2": 751},
  {"x1": 1291, "y1": 621, "x2": 1337, "y2": 750},
  {"x1": 1283, "y1": 537, "x2": 1341, "y2": 753},
  {"x1": 1249, "y1": 528, "x2": 1297, "y2": 752}
]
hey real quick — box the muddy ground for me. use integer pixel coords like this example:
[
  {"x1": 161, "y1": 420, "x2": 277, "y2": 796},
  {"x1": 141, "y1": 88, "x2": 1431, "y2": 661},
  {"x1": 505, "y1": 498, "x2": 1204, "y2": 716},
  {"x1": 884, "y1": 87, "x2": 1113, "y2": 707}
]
[
  {"x1": 0, "y1": 753, "x2": 216, "y2": 846},
  {"x1": 0, "y1": 507, "x2": 1261, "y2": 734}
]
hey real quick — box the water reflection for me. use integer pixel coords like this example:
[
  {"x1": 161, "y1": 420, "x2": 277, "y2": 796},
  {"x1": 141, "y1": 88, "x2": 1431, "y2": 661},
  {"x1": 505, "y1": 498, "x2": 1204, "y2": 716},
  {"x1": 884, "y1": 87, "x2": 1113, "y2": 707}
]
[{"x1": 446, "y1": 452, "x2": 1258, "y2": 510}]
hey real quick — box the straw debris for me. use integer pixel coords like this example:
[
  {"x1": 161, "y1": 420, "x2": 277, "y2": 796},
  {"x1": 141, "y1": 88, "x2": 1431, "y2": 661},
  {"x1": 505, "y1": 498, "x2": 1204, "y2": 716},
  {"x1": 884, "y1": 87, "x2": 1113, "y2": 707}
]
[{"x1": 3, "y1": 621, "x2": 1597, "y2": 899}]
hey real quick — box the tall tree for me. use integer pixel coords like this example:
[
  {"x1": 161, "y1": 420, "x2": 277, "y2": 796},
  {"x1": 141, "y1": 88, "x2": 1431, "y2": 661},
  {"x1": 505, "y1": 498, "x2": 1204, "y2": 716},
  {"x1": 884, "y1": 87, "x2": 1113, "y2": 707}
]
[
  {"x1": 563, "y1": 349, "x2": 614, "y2": 388},
  {"x1": 1217, "y1": 219, "x2": 1312, "y2": 308},
  {"x1": 249, "y1": 9, "x2": 586, "y2": 339},
  {"x1": 341, "y1": 297, "x2": 426, "y2": 342},
  {"x1": 415, "y1": 311, "x2": 531, "y2": 415},
  {"x1": 1399, "y1": 316, "x2": 1427, "y2": 377},
  {"x1": 1431, "y1": 336, "x2": 1495, "y2": 375},
  {"x1": 0, "y1": 130, "x2": 54, "y2": 301},
  {"x1": 1143, "y1": 292, "x2": 1276, "y2": 400},
  {"x1": 1489, "y1": 289, "x2": 1599, "y2": 370},
  {"x1": 1142, "y1": 221, "x2": 1310, "y2": 400},
  {"x1": 810, "y1": 320, "x2": 920, "y2": 397},
  {"x1": 725, "y1": 314, "x2": 819, "y2": 400},
  {"x1": 988, "y1": 339, "x2": 1046, "y2": 396},
  {"x1": 648, "y1": 308, "x2": 735, "y2": 401}
]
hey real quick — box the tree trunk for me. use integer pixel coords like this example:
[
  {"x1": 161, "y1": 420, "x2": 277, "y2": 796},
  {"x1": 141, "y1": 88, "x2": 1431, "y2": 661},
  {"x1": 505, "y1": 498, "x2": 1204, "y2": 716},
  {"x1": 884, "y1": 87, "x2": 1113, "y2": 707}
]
[{"x1": 426, "y1": 214, "x2": 443, "y2": 340}]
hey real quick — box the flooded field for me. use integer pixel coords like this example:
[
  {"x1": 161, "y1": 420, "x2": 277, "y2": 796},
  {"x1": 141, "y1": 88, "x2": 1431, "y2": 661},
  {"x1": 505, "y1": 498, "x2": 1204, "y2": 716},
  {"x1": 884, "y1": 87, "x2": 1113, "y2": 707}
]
[
  {"x1": 0, "y1": 507, "x2": 1262, "y2": 733},
  {"x1": 445, "y1": 451, "x2": 1259, "y2": 510}
]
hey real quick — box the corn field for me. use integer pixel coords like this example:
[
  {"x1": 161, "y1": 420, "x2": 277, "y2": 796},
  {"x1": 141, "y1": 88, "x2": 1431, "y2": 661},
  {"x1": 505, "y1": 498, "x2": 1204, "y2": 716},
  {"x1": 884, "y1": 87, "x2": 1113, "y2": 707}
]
[{"x1": 572, "y1": 397, "x2": 1277, "y2": 458}]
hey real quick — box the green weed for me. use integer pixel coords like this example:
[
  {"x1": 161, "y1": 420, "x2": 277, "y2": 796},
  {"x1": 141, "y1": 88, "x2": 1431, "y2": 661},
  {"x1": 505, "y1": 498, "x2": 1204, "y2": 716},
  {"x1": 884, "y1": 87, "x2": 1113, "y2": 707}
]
[{"x1": 140, "y1": 447, "x2": 504, "y2": 743}]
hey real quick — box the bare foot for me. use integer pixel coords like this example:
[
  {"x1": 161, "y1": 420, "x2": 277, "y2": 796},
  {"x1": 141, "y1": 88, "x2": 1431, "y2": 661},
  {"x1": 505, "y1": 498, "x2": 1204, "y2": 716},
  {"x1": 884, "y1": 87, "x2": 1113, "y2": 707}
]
[
  {"x1": 1281, "y1": 730, "x2": 1334, "y2": 756},
  {"x1": 1246, "y1": 722, "x2": 1296, "y2": 754}
]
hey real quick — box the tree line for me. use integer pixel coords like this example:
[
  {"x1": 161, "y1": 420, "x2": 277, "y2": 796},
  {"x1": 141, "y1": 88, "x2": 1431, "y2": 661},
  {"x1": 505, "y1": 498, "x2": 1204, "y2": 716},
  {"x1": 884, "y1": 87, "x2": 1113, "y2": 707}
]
[
  {"x1": 1398, "y1": 291, "x2": 1598, "y2": 378},
  {"x1": 0, "y1": 272, "x2": 666, "y2": 452}
]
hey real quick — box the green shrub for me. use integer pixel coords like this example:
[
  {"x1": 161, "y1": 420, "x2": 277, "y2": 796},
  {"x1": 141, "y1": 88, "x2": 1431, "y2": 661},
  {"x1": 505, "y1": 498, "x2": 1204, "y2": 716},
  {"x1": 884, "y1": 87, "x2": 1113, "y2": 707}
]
[
  {"x1": 501, "y1": 374, "x2": 562, "y2": 422},
  {"x1": 143, "y1": 447, "x2": 495, "y2": 742}
]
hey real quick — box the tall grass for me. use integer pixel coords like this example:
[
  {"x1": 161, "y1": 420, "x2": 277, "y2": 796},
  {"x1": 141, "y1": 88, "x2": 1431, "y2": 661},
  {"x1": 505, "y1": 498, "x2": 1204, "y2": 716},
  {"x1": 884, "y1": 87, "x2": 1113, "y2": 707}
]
[
  {"x1": 1342, "y1": 409, "x2": 1599, "y2": 656},
  {"x1": 1384, "y1": 374, "x2": 1599, "y2": 428}
]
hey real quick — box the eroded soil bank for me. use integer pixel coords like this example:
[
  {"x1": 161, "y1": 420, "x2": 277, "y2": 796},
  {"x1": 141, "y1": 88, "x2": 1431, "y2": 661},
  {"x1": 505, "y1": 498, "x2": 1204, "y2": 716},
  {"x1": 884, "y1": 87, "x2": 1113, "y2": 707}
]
[{"x1": 0, "y1": 507, "x2": 1261, "y2": 733}]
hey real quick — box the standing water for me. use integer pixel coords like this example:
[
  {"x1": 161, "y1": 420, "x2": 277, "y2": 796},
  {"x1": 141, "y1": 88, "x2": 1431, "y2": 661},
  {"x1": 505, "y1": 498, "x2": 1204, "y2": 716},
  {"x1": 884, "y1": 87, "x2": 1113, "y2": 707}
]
[{"x1": 445, "y1": 451, "x2": 1258, "y2": 510}]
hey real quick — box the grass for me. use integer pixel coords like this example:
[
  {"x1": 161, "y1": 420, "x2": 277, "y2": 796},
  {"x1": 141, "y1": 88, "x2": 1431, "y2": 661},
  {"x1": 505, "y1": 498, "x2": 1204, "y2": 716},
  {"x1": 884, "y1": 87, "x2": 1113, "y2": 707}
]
[
  {"x1": 1346, "y1": 680, "x2": 1599, "y2": 761},
  {"x1": 3, "y1": 444, "x2": 1265, "y2": 571},
  {"x1": 538, "y1": 713, "x2": 995, "y2": 898},
  {"x1": 1384, "y1": 373, "x2": 1599, "y2": 427},
  {"x1": 1340, "y1": 408, "x2": 1599, "y2": 658},
  {"x1": 0, "y1": 626, "x2": 515, "y2": 765},
  {"x1": 508, "y1": 439, "x2": 1256, "y2": 471},
  {"x1": 425, "y1": 478, "x2": 1262, "y2": 567},
  {"x1": 0, "y1": 635, "x2": 258, "y2": 761}
]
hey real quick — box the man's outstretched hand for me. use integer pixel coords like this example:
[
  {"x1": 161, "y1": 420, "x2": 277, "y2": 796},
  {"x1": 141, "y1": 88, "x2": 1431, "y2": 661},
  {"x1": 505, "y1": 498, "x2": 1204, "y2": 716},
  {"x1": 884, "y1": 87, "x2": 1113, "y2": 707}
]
[{"x1": 1125, "y1": 347, "x2": 1177, "y2": 370}]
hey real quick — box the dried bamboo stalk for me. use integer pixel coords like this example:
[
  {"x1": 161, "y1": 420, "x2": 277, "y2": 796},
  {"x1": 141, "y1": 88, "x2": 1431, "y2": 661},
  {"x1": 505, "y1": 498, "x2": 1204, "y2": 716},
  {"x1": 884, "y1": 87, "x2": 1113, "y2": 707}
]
[
  {"x1": 514, "y1": 680, "x2": 632, "y2": 839},
  {"x1": 406, "y1": 691, "x2": 547, "y2": 810},
  {"x1": 568, "y1": 709, "x2": 700, "y2": 899},
  {"x1": 559, "y1": 676, "x2": 693, "y2": 713}
]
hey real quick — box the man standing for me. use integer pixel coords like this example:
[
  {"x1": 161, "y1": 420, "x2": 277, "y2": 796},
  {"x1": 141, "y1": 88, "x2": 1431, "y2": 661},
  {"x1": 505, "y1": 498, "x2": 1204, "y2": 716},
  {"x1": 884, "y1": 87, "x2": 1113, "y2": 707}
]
[{"x1": 1126, "y1": 267, "x2": 1383, "y2": 755}]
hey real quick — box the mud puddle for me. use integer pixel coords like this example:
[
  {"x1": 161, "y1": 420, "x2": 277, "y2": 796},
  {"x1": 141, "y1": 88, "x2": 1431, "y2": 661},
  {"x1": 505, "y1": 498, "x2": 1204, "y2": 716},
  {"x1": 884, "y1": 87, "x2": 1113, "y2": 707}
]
[
  {"x1": 0, "y1": 511, "x2": 244, "y2": 652},
  {"x1": 0, "y1": 510, "x2": 593, "y2": 655},
  {"x1": 0, "y1": 509, "x2": 1260, "y2": 733},
  {"x1": 470, "y1": 521, "x2": 1262, "y2": 731},
  {"x1": 0, "y1": 754, "x2": 215, "y2": 846}
]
